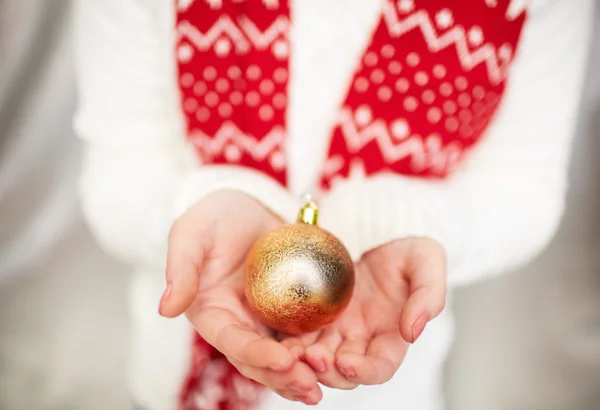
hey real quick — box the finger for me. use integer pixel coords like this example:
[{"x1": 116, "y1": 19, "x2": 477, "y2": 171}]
[
  {"x1": 304, "y1": 343, "x2": 329, "y2": 374},
  {"x1": 305, "y1": 331, "x2": 357, "y2": 390},
  {"x1": 304, "y1": 328, "x2": 342, "y2": 373},
  {"x1": 296, "y1": 331, "x2": 321, "y2": 346},
  {"x1": 160, "y1": 219, "x2": 204, "y2": 318},
  {"x1": 280, "y1": 337, "x2": 306, "y2": 361},
  {"x1": 293, "y1": 386, "x2": 323, "y2": 406},
  {"x1": 231, "y1": 358, "x2": 317, "y2": 393},
  {"x1": 336, "y1": 331, "x2": 407, "y2": 385},
  {"x1": 314, "y1": 327, "x2": 343, "y2": 352},
  {"x1": 231, "y1": 359, "x2": 323, "y2": 405},
  {"x1": 334, "y1": 338, "x2": 367, "y2": 380},
  {"x1": 272, "y1": 387, "x2": 323, "y2": 406},
  {"x1": 399, "y1": 238, "x2": 447, "y2": 343},
  {"x1": 279, "y1": 331, "x2": 320, "y2": 360},
  {"x1": 188, "y1": 306, "x2": 293, "y2": 371}
]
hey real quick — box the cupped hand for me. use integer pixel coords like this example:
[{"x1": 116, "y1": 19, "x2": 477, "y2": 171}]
[
  {"x1": 159, "y1": 190, "x2": 323, "y2": 405},
  {"x1": 281, "y1": 237, "x2": 447, "y2": 390}
]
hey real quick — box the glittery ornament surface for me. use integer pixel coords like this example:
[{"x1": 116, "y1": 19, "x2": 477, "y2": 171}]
[{"x1": 244, "y1": 223, "x2": 354, "y2": 335}]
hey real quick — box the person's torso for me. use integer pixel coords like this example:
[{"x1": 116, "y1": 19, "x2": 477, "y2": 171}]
[
  {"x1": 159, "y1": 0, "x2": 530, "y2": 196},
  {"x1": 131, "y1": 1, "x2": 533, "y2": 408}
]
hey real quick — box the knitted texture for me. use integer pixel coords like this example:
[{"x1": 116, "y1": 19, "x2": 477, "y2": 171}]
[{"x1": 174, "y1": 1, "x2": 526, "y2": 408}]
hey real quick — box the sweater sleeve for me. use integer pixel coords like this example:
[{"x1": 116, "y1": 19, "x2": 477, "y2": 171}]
[
  {"x1": 318, "y1": 0, "x2": 594, "y2": 287},
  {"x1": 72, "y1": 0, "x2": 297, "y2": 267}
]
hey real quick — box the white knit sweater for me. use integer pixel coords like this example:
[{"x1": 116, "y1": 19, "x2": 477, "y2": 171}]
[{"x1": 72, "y1": 0, "x2": 593, "y2": 409}]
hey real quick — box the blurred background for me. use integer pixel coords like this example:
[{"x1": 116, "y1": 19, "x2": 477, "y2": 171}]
[{"x1": 0, "y1": 1, "x2": 598, "y2": 409}]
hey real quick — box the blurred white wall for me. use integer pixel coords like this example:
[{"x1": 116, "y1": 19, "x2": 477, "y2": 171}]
[
  {"x1": 0, "y1": 0, "x2": 79, "y2": 283},
  {"x1": 0, "y1": 1, "x2": 130, "y2": 409}
]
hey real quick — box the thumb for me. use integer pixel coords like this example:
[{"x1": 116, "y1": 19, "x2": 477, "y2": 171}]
[
  {"x1": 398, "y1": 238, "x2": 447, "y2": 344},
  {"x1": 159, "y1": 218, "x2": 205, "y2": 318}
]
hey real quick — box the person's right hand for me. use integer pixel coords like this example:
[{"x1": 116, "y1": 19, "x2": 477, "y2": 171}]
[{"x1": 158, "y1": 190, "x2": 323, "y2": 405}]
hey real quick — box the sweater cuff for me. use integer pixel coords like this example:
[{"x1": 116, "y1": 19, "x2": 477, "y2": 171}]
[
  {"x1": 173, "y1": 165, "x2": 299, "y2": 224},
  {"x1": 318, "y1": 175, "x2": 446, "y2": 262}
]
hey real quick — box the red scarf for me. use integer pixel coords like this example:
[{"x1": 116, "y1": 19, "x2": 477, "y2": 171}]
[{"x1": 174, "y1": 0, "x2": 526, "y2": 408}]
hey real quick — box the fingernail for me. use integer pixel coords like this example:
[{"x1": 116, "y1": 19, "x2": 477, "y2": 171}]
[
  {"x1": 339, "y1": 365, "x2": 356, "y2": 378},
  {"x1": 293, "y1": 395, "x2": 306, "y2": 403},
  {"x1": 158, "y1": 282, "x2": 172, "y2": 316},
  {"x1": 304, "y1": 395, "x2": 319, "y2": 406},
  {"x1": 294, "y1": 395, "x2": 316, "y2": 406},
  {"x1": 288, "y1": 383, "x2": 308, "y2": 393},
  {"x1": 411, "y1": 312, "x2": 430, "y2": 343}
]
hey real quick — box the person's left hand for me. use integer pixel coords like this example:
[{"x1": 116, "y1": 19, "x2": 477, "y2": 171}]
[{"x1": 280, "y1": 237, "x2": 447, "y2": 389}]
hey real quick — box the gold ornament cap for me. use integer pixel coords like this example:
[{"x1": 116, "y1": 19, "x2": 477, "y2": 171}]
[{"x1": 297, "y1": 199, "x2": 319, "y2": 225}]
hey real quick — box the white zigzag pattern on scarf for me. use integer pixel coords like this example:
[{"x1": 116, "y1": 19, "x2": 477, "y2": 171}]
[
  {"x1": 178, "y1": 0, "x2": 195, "y2": 12},
  {"x1": 382, "y1": 3, "x2": 518, "y2": 85},
  {"x1": 179, "y1": 0, "x2": 280, "y2": 11},
  {"x1": 323, "y1": 108, "x2": 464, "y2": 177},
  {"x1": 188, "y1": 122, "x2": 285, "y2": 161},
  {"x1": 177, "y1": 15, "x2": 288, "y2": 54}
]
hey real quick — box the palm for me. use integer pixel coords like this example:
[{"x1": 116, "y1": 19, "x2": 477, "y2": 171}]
[
  {"x1": 336, "y1": 249, "x2": 411, "y2": 336},
  {"x1": 280, "y1": 238, "x2": 445, "y2": 389},
  {"x1": 163, "y1": 191, "x2": 446, "y2": 402},
  {"x1": 164, "y1": 191, "x2": 326, "y2": 404},
  {"x1": 187, "y1": 254, "x2": 275, "y2": 343},
  {"x1": 330, "y1": 254, "x2": 410, "y2": 346},
  {"x1": 184, "y1": 191, "x2": 284, "y2": 343}
]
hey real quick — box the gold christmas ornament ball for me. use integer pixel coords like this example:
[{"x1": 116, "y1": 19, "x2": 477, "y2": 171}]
[{"x1": 244, "y1": 200, "x2": 355, "y2": 335}]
